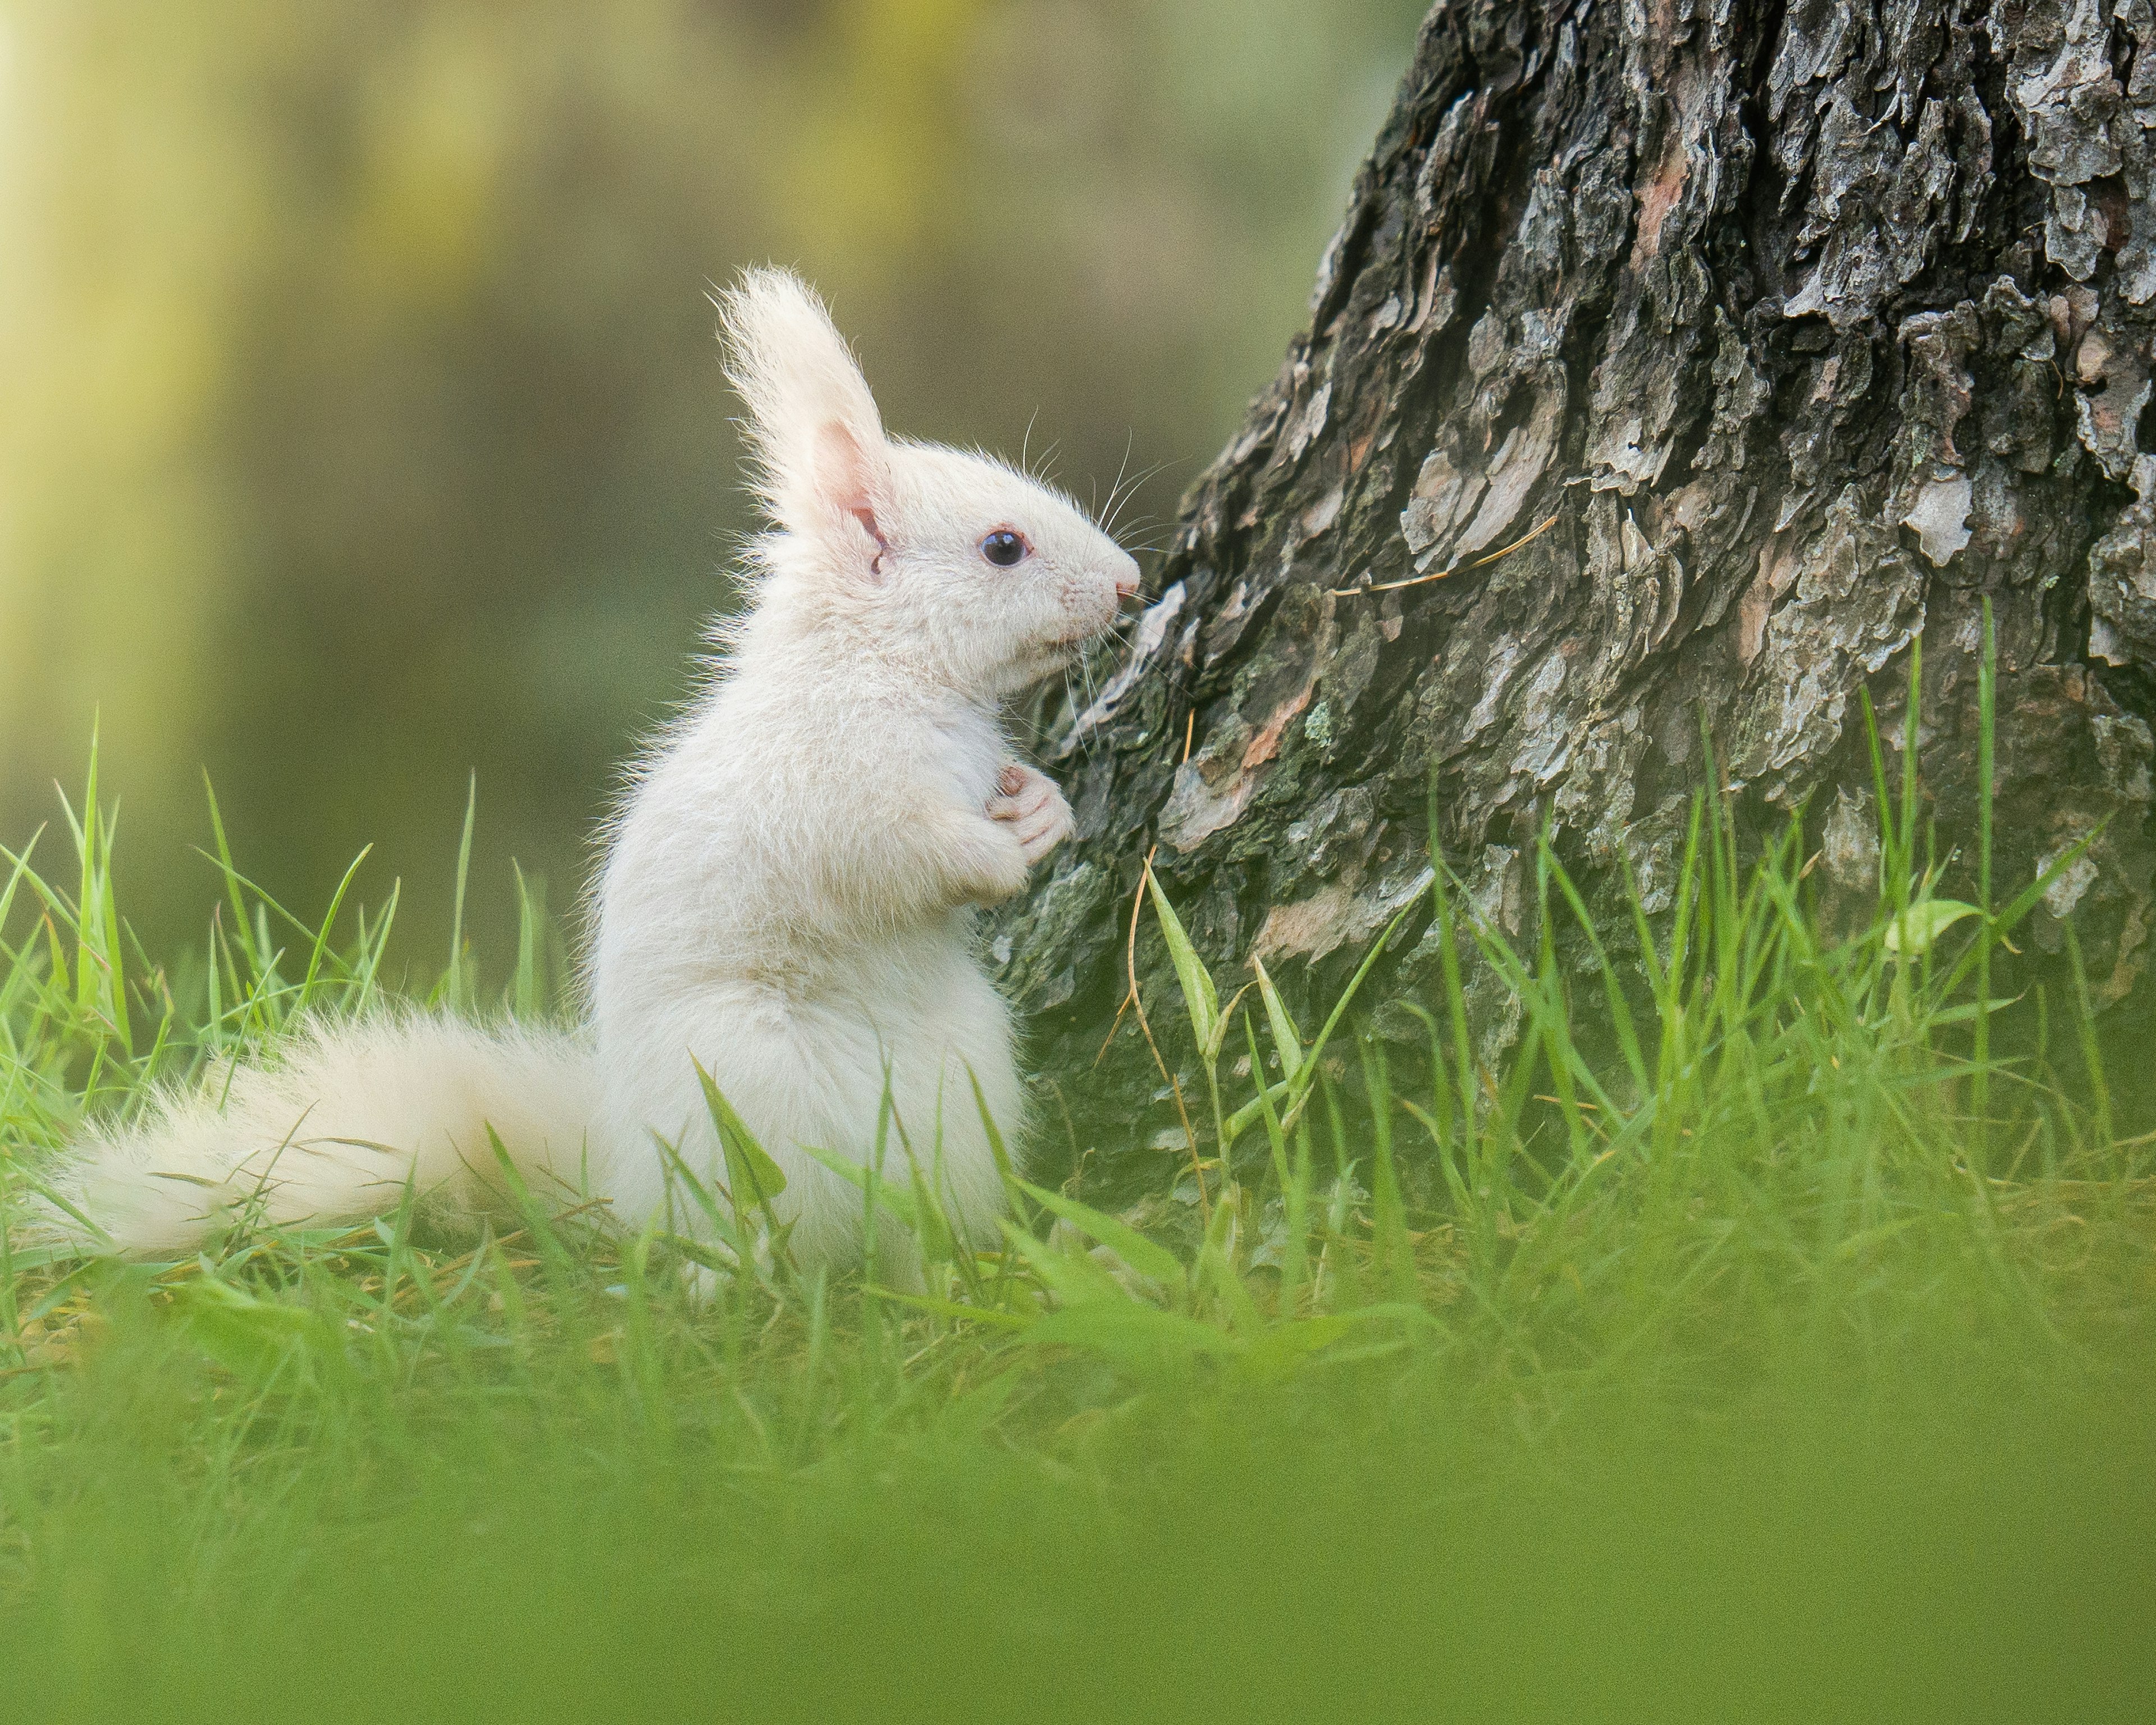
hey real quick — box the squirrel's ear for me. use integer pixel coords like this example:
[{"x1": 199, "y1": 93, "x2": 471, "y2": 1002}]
[{"x1": 719, "y1": 267, "x2": 893, "y2": 576}]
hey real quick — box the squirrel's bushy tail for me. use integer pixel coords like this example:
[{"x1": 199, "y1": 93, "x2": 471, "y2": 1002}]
[{"x1": 28, "y1": 1016, "x2": 600, "y2": 1258}]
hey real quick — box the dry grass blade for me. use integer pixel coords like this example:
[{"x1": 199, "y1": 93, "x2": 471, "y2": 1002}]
[{"x1": 1332, "y1": 510, "x2": 1561, "y2": 597}]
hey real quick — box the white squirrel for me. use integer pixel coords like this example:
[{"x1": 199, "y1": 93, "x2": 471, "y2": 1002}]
[{"x1": 31, "y1": 268, "x2": 1137, "y2": 1270}]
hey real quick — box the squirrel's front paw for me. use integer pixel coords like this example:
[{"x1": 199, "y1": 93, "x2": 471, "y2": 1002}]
[{"x1": 988, "y1": 763, "x2": 1074, "y2": 867}]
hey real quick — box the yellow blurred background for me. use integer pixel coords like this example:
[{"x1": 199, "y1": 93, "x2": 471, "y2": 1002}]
[{"x1": 0, "y1": 0, "x2": 1426, "y2": 971}]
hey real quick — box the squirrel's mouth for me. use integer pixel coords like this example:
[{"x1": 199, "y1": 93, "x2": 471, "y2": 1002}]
[
  {"x1": 1011, "y1": 634, "x2": 1086, "y2": 684},
  {"x1": 1049, "y1": 600, "x2": 1122, "y2": 649}
]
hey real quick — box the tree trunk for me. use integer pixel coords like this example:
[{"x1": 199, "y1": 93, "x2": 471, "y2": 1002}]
[{"x1": 998, "y1": 0, "x2": 2156, "y2": 1190}]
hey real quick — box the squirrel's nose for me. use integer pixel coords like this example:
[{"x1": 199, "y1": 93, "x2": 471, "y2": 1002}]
[{"x1": 1113, "y1": 555, "x2": 1140, "y2": 600}]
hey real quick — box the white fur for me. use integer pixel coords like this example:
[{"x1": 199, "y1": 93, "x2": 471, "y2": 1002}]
[
  {"x1": 29, "y1": 269, "x2": 1136, "y2": 1270},
  {"x1": 36, "y1": 1016, "x2": 599, "y2": 1254}
]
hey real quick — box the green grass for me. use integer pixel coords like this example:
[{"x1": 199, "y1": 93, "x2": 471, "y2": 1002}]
[{"x1": 3, "y1": 647, "x2": 2153, "y2": 1722}]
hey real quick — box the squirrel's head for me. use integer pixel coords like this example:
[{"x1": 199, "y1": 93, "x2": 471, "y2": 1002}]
[{"x1": 719, "y1": 267, "x2": 1138, "y2": 696}]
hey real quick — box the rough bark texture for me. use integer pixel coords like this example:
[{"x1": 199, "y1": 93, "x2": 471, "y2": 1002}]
[{"x1": 999, "y1": 0, "x2": 2156, "y2": 1193}]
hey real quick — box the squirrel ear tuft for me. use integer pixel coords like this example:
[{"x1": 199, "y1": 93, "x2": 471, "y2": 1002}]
[{"x1": 719, "y1": 267, "x2": 892, "y2": 572}]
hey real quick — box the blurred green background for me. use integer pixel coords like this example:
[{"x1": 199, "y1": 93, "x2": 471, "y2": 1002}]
[{"x1": 0, "y1": 0, "x2": 1427, "y2": 971}]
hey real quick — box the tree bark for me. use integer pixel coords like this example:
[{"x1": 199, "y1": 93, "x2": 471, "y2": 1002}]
[{"x1": 999, "y1": 0, "x2": 2156, "y2": 1190}]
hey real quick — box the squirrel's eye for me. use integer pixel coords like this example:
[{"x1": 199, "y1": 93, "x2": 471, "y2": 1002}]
[{"x1": 980, "y1": 530, "x2": 1028, "y2": 568}]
